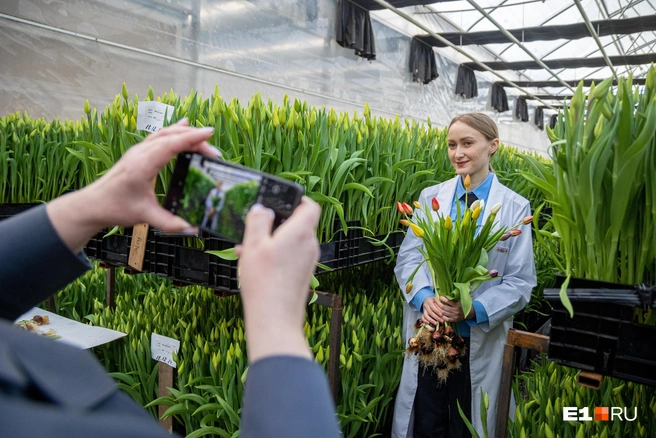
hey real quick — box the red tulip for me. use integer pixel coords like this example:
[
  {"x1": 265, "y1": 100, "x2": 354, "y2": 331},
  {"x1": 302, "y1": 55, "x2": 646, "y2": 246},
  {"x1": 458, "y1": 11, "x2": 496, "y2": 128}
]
[
  {"x1": 396, "y1": 202, "x2": 404, "y2": 214},
  {"x1": 402, "y1": 202, "x2": 413, "y2": 215},
  {"x1": 510, "y1": 229, "x2": 522, "y2": 237},
  {"x1": 431, "y1": 197, "x2": 439, "y2": 211}
]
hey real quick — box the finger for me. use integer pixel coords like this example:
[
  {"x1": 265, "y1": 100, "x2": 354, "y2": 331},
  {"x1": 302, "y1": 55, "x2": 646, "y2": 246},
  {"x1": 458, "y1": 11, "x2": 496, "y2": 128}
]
[
  {"x1": 234, "y1": 244, "x2": 243, "y2": 258},
  {"x1": 197, "y1": 141, "x2": 222, "y2": 158},
  {"x1": 145, "y1": 128, "x2": 216, "y2": 170},
  {"x1": 423, "y1": 313, "x2": 437, "y2": 326},
  {"x1": 271, "y1": 197, "x2": 321, "y2": 241},
  {"x1": 144, "y1": 206, "x2": 197, "y2": 234},
  {"x1": 143, "y1": 122, "x2": 193, "y2": 141},
  {"x1": 243, "y1": 203, "x2": 275, "y2": 248},
  {"x1": 439, "y1": 296, "x2": 455, "y2": 307}
]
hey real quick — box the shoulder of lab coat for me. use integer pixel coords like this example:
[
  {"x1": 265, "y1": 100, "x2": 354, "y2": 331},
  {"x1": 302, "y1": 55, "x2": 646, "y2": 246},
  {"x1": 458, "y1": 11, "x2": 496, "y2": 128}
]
[
  {"x1": 475, "y1": 180, "x2": 537, "y2": 332},
  {"x1": 394, "y1": 177, "x2": 458, "y2": 303}
]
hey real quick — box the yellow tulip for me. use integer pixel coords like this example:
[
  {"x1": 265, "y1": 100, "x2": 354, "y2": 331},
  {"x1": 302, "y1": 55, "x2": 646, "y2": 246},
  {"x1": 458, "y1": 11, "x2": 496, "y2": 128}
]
[
  {"x1": 444, "y1": 216, "x2": 453, "y2": 231},
  {"x1": 413, "y1": 201, "x2": 421, "y2": 209},
  {"x1": 409, "y1": 223, "x2": 425, "y2": 238},
  {"x1": 472, "y1": 207, "x2": 481, "y2": 220},
  {"x1": 464, "y1": 174, "x2": 471, "y2": 189},
  {"x1": 405, "y1": 283, "x2": 413, "y2": 294}
]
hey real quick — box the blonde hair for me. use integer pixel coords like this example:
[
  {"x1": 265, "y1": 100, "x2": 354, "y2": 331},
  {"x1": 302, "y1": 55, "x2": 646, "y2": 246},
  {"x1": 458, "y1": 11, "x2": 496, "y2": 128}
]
[
  {"x1": 448, "y1": 113, "x2": 499, "y2": 141},
  {"x1": 448, "y1": 113, "x2": 499, "y2": 172}
]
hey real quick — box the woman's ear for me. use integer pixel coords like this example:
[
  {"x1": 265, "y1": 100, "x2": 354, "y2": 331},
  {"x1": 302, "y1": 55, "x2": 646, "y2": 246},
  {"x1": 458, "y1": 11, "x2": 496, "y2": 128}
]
[{"x1": 490, "y1": 138, "x2": 499, "y2": 156}]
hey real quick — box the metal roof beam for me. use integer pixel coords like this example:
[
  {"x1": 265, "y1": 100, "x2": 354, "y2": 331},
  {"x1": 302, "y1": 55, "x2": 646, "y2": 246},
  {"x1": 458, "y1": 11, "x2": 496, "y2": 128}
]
[
  {"x1": 595, "y1": 0, "x2": 627, "y2": 57},
  {"x1": 574, "y1": 0, "x2": 618, "y2": 81},
  {"x1": 464, "y1": 0, "x2": 575, "y2": 92},
  {"x1": 466, "y1": 0, "x2": 510, "y2": 32},
  {"x1": 369, "y1": 0, "x2": 558, "y2": 110},
  {"x1": 420, "y1": 4, "x2": 537, "y2": 84}
]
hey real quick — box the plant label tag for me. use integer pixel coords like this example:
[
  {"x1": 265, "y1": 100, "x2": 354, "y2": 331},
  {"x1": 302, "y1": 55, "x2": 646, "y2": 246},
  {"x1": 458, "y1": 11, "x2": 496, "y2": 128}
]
[
  {"x1": 151, "y1": 333, "x2": 180, "y2": 368},
  {"x1": 137, "y1": 101, "x2": 174, "y2": 133}
]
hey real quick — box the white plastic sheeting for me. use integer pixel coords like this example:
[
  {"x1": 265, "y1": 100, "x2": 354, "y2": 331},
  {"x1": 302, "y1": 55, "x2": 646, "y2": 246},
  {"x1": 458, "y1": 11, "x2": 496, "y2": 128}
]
[{"x1": 0, "y1": 0, "x2": 586, "y2": 153}]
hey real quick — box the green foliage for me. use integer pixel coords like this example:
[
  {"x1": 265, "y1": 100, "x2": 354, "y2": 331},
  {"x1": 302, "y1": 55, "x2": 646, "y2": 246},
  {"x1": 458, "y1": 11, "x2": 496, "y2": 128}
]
[
  {"x1": 524, "y1": 68, "x2": 656, "y2": 288},
  {"x1": 215, "y1": 180, "x2": 259, "y2": 241},
  {"x1": 180, "y1": 167, "x2": 215, "y2": 225},
  {"x1": 510, "y1": 356, "x2": 656, "y2": 437}
]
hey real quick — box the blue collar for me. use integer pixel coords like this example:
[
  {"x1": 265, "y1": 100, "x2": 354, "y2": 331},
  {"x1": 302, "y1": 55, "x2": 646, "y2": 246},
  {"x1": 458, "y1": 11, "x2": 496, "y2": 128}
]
[{"x1": 455, "y1": 172, "x2": 494, "y2": 202}]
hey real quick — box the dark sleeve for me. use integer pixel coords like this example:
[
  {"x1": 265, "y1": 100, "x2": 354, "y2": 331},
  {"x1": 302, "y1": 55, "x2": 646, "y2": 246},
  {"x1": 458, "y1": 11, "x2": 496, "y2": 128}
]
[
  {"x1": 241, "y1": 356, "x2": 340, "y2": 438},
  {"x1": 0, "y1": 205, "x2": 91, "y2": 321}
]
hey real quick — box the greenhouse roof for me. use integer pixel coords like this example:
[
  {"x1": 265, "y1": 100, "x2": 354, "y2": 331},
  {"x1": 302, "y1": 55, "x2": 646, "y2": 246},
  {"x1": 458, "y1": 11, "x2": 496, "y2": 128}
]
[{"x1": 371, "y1": 0, "x2": 656, "y2": 101}]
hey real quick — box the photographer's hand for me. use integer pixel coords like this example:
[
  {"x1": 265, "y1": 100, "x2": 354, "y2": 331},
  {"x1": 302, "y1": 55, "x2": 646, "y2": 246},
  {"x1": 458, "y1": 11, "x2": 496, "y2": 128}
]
[
  {"x1": 46, "y1": 120, "x2": 220, "y2": 253},
  {"x1": 238, "y1": 198, "x2": 321, "y2": 363}
]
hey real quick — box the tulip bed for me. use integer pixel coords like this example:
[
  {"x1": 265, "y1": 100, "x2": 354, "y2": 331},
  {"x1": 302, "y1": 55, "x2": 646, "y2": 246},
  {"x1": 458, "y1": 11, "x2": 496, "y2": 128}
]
[{"x1": 0, "y1": 84, "x2": 546, "y2": 243}]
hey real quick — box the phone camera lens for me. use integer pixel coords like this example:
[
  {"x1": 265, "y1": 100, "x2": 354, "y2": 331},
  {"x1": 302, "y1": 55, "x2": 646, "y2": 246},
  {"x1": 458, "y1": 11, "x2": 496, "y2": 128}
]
[{"x1": 272, "y1": 185, "x2": 281, "y2": 195}]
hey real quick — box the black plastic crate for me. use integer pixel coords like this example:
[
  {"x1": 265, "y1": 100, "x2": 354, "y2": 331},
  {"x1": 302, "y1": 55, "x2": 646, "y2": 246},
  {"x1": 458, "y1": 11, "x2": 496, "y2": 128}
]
[
  {"x1": 0, "y1": 203, "x2": 40, "y2": 220},
  {"x1": 206, "y1": 236, "x2": 239, "y2": 293},
  {"x1": 545, "y1": 275, "x2": 656, "y2": 387},
  {"x1": 355, "y1": 231, "x2": 403, "y2": 265}
]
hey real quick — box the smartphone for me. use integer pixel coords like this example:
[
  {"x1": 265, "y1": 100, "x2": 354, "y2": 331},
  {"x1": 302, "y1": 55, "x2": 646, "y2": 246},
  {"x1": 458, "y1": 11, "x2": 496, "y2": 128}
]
[{"x1": 164, "y1": 152, "x2": 305, "y2": 242}]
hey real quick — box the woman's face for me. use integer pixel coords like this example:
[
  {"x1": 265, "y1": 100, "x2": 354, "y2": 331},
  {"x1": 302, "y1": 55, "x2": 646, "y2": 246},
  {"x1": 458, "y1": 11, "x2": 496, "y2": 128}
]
[{"x1": 447, "y1": 121, "x2": 498, "y2": 184}]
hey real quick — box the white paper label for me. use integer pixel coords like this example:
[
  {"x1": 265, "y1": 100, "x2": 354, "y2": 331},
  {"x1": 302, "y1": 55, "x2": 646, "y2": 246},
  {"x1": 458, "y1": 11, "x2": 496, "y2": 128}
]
[
  {"x1": 137, "y1": 101, "x2": 174, "y2": 133},
  {"x1": 151, "y1": 333, "x2": 180, "y2": 368}
]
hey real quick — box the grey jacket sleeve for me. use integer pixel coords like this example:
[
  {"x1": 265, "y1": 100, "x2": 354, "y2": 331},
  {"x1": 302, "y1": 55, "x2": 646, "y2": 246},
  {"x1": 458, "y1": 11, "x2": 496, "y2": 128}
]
[
  {"x1": 0, "y1": 205, "x2": 91, "y2": 321},
  {"x1": 241, "y1": 356, "x2": 340, "y2": 438}
]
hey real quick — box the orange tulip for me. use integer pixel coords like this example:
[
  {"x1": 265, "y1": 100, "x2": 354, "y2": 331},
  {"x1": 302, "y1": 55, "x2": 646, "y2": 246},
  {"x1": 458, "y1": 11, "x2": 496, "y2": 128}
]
[
  {"x1": 396, "y1": 202, "x2": 404, "y2": 214},
  {"x1": 464, "y1": 174, "x2": 471, "y2": 189},
  {"x1": 399, "y1": 219, "x2": 410, "y2": 226},
  {"x1": 522, "y1": 216, "x2": 534, "y2": 225}
]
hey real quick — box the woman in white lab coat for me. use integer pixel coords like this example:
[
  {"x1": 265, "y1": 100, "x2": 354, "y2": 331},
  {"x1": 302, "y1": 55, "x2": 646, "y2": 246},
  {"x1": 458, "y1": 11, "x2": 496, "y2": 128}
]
[{"x1": 392, "y1": 113, "x2": 536, "y2": 438}]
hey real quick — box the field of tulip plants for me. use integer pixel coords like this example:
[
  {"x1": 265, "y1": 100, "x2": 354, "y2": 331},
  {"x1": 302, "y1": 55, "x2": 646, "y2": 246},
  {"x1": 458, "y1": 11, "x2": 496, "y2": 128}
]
[{"x1": 3, "y1": 66, "x2": 656, "y2": 437}]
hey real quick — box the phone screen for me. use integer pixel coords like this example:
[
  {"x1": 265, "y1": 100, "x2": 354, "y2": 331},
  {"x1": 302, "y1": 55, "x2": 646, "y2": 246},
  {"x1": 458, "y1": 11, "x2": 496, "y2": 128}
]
[{"x1": 178, "y1": 154, "x2": 262, "y2": 241}]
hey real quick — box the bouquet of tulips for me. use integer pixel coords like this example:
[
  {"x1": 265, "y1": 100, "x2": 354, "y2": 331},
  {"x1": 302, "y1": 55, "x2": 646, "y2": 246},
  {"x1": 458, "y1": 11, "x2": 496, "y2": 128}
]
[{"x1": 398, "y1": 175, "x2": 531, "y2": 381}]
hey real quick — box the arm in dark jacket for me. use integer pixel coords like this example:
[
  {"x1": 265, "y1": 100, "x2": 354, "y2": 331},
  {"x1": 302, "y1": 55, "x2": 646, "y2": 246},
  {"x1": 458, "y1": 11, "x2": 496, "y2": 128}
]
[
  {"x1": 0, "y1": 205, "x2": 90, "y2": 320},
  {"x1": 241, "y1": 356, "x2": 340, "y2": 438}
]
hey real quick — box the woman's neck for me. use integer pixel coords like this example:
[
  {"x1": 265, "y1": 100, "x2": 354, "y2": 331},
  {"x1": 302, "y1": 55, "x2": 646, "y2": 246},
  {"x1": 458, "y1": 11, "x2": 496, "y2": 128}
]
[{"x1": 462, "y1": 170, "x2": 489, "y2": 191}]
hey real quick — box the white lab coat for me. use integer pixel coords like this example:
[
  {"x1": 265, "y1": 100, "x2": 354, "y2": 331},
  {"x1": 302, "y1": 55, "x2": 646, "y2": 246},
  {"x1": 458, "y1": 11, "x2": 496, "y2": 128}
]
[{"x1": 391, "y1": 175, "x2": 536, "y2": 438}]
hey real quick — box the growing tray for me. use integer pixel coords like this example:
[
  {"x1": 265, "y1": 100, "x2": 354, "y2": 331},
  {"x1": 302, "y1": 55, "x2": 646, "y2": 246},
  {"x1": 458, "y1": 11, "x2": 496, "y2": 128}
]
[
  {"x1": 545, "y1": 275, "x2": 656, "y2": 387},
  {"x1": 0, "y1": 203, "x2": 404, "y2": 293}
]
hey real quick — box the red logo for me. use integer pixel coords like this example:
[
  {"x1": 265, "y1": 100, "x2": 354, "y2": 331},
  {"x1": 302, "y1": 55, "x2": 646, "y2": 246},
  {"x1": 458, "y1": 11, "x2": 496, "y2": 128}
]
[{"x1": 595, "y1": 407, "x2": 609, "y2": 421}]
